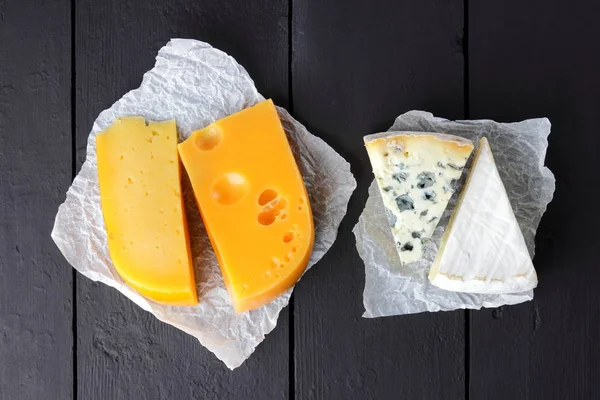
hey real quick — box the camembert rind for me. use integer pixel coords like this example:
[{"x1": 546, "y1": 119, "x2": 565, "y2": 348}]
[
  {"x1": 429, "y1": 137, "x2": 538, "y2": 294},
  {"x1": 364, "y1": 131, "x2": 474, "y2": 265}
]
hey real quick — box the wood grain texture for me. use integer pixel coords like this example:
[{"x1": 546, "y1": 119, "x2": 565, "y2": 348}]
[
  {"x1": 469, "y1": 1, "x2": 600, "y2": 399},
  {"x1": 75, "y1": 0, "x2": 290, "y2": 398},
  {"x1": 0, "y1": 0, "x2": 73, "y2": 399},
  {"x1": 291, "y1": 1, "x2": 466, "y2": 399}
]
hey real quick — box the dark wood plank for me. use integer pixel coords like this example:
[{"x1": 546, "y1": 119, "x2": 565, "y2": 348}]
[
  {"x1": 291, "y1": 1, "x2": 466, "y2": 398},
  {"x1": 0, "y1": 0, "x2": 73, "y2": 398},
  {"x1": 75, "y1": 1, "x2": 290, "y2": 398},
  {"x1": 469, "y1": 1, "x2": 600, "y2": 399}
]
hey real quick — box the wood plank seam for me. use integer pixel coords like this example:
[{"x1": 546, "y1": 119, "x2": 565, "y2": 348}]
[
  {"x1": 70, "y1": 0, "x2": 78, "y2": 398},
  {"x1": 288, "y1": 0, "x2": 296, "y2": 398},
  {"x1": 463, "y1": 1, "x2": 471, "y2": 399}
]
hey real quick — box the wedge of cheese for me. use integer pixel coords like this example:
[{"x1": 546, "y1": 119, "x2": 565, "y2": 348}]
[
  {"x1": 178, "y1": 99, "x2": 314, "y2": 312},
  {"x1": 429, "y1": 137, "x2": 538, "y2": 293},
  {"x1": 97, "y1": 117, "x2": 198, "y2": 305},
  {"x1": 364, "y1": 132, "x2": 474, "y2": 265}
]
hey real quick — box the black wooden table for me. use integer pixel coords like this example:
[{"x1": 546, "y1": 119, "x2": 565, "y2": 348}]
[{"x1": 2, "y1": 1, "x2": 599, "y2": 399}]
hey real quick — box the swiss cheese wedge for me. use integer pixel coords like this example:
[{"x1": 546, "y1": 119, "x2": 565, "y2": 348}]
[
  {"x1": 97, "y1": 117, "x2": 198, "y2": 305},
  {"x1": 178, "y1": 99, "x2": 314, "y2": 312}
]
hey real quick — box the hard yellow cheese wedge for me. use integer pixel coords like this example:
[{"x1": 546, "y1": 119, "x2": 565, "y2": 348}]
[
  {"x1": 178, "y1": 100, "x2": 314, "y2": 312},
  {"x1": 96, "y1": 117, "x2": 198, "y2": 305}
]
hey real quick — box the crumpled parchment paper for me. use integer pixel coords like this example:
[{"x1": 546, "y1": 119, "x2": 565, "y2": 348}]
[
  {"x1": 51, "y1": 39, "x2": 356, "y2": 369},
  {"x1": 354, "y1": 111, "x2": 555, "y2": 318}
]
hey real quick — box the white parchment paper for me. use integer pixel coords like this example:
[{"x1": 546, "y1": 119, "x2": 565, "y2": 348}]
[
  {"x1": 354, "y1": 111, "x2": 555, "y2": 318},
  {"x1": 51, "y1": 39, "x2": 356, "y2": 369}
]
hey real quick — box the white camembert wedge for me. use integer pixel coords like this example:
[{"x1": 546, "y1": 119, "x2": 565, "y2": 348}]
[
  {"x1": 364, "y1": 132, "x2": 474, "y2": 265},
  {"x1": 429, "y1": 137, "x2": 538, "y2": 293}
]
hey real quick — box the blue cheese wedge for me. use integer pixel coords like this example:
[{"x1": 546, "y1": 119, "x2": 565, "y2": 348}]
[
  {"x1": 429, "y1": 138, "x2": 538, "y2": 293},
  {"x1": 364, "y1": 131, "x2": 474, "y2": 265}
]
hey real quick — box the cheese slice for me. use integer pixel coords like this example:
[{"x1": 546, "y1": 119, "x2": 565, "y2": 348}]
[
  {"x1": 97, "y1": 117, "x2": 198, "y2": 305},
  {"x1": 364, "y1": 132, "x2": 474, "y2": 265},
  {"x1": 178, "y1": 99, "x2": 314, "y2": 312},
  {"x1": 429, "y1": 137, "x2": 538, "y2": 293}
]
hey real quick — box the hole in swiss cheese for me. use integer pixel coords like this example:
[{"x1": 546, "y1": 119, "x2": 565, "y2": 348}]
[
  {"x1": 258, "y1": 211, "x2": 276, "y2": 226},
  {"x1": 258, "y1": 189, "x2": 278, "y2": 206},
  {"x1": 283, "y1": 231, "x2": 294, "y2": 243},
  {"x1": 195, "y1": 126, "x2": 222, "y2": 151},
  {"x1": 211, "y1": 173, "x2": 249, "y2": 206}
]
